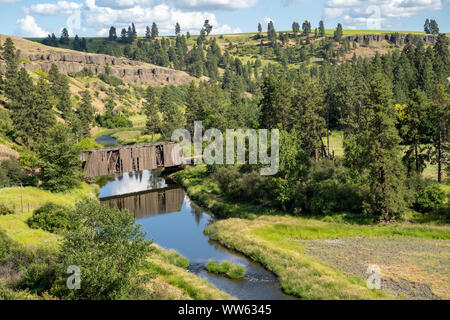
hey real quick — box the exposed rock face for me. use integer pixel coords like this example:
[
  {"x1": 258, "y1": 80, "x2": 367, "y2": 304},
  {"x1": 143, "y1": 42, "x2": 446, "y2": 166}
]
[
  {"x1": 0, "y1": 35, "x2": 194, "y2": 86},
  {"x1": 346, "y1": 33, "x2": 449, "y2": 45}
]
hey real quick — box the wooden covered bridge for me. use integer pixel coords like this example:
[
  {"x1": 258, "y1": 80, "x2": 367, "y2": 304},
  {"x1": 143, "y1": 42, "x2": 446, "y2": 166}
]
[{"x1": 81, "y1": 142, "x2": 184, "y2": 179}]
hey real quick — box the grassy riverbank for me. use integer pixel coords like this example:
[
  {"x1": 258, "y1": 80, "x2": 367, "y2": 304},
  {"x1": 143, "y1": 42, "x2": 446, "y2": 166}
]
[
  {"x1": 173, "y1": 165, "x2": 450, "y2": 299},
  {"x1": 205, "y1": 216, "x2": 450, "y2": 300},
  {"x1": 0, "y1": 185, "x2": 231, "y2": 300}
]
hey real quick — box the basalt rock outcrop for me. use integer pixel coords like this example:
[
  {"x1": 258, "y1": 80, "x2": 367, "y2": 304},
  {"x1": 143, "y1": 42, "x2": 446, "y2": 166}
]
[
  {"x1": 0, "y1": 34, "x2": 194, "y2": 86},
  {"x1": 346, "y1": 33, "x2": 449, "y2": 45}
]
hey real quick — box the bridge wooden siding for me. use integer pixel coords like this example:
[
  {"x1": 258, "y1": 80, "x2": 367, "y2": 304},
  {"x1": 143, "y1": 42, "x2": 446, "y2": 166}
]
[
  {"x1": 100, "y1": 187, "x2": 185, "y2": 220},
  {"x1": 81, "y1": 142, "x2": 183, "y2": 178}
]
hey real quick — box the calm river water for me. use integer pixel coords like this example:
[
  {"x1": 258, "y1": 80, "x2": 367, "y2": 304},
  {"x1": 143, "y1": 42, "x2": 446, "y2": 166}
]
[{"x1": 98, "y1": 169, "x2": 295, "y2": 300}]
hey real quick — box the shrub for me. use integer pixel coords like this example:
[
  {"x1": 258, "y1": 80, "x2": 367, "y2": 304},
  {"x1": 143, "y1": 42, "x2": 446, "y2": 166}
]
[
  {"x1": 415, "y1": 184, "x2": 446, "y2": 213},
  {"x1": 0, "y1": 203, "x2": 15, "y2": 215},
  {"x1": 0, "y1": 229, "x2": 15, "y2": 260},
  {"x1": 205, "y1": 260, "x2": 246, "y2": 279},
  {"x1": 0, "y1": 157, "x2": 26, "y2": 188},
  {"x1": 99, "y1": 73, "x2": 124, "y2": 86},
  {"x1": 50, "y1": 198, "x2": 151, "y2": 300},
  {"x1": 27, "y1": 202, "x2": 75, "y2": 234}
]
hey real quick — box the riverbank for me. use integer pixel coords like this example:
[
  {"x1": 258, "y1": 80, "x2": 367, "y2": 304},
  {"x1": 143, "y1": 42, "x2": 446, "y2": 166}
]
[
  {"x1": 0, "y1": 184, "x2": 231, "y2": 300},
  {"x1": 173, "y1": 165, "x2": 450, "y2": 300}
]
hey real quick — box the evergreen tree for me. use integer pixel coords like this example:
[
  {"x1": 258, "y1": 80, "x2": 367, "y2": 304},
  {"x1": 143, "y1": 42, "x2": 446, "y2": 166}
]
[
  {"x1": 319, "y1": 20, "x2": 325, "y2": 37},
  {"x1": 151, "y1": 22, "x2": 159, "y2": 39},
  {"x1": 429, "y1": 84, "x2": 450, "y2": 183},
  {"x1": 159, "y1": 87, "x2": 184, "y2": 138},
  {"x1": 292, "y1": 22, "x2": 300, "y2": 37},
  {"x1": 175, "y1": 22, "x2": 181, "y2": 36},
  {"x1": 345, "y1": 74, "x2": 406, "y2": 219},
  {"x1": 38, "y1": 123, "x2": 82, "y2": 192},
  {"x1": 3, "y1": 38, "x2": 19, "y2": 102},
  {"x1": 334, "y1": 23, "x2": 343, "y2": 42},
  {"x1": 48, "y1": 64, "x2": 72, "y2": 116},
  {"x1": 401, "y1": 89, "x2": 431, "y2": 174},
  {"x1": 203, "y1": 20, "x2": 213, "y2": 36},
  {"x1": 77, "y1": 90, "x2": 95, "y2": 137},
  {"x1": 145, "y1": 26, "x2": 151, "y2": 40},
  {"x1": 144, "y1": 86, "x2": 160, "y2": 141},
  {"x1": 60, "y1": 28, "x2": 70, "y2": 45},
  {"x1": 73, "y1": 35, "x2": 82, "y2": 51},
  {"x1": 109, "y1": 26, "x2": 117, "y2": 41},
  {"x1": 259, "y1": 74, "x2": 292, "y2": 130}
]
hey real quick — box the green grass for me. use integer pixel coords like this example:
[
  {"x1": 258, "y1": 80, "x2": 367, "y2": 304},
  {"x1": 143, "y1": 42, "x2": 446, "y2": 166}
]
[
  {"x1": 205, "y1": 260, "x2": 246, "y2": 279},
  {"x1": 205, "y1": 217, "x2": 393, "y2": 299},
  {"x1": 0, "y1": 183, "x2": 99, "y2": 212},
  {"x1": 0, "y1": 183, "x2": 98, "y2": 249},
  {"x1": 146, "y1": 246, "x2": 233, "y2": 300}
]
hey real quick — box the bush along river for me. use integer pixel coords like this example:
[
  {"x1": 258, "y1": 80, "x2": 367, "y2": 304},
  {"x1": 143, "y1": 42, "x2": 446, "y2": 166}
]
[{"x1": 98, "y1": 169, "x2": 295, "y2": 300}]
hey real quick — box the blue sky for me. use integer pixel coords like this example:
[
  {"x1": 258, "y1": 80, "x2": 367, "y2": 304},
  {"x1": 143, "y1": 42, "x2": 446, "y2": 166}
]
[{"x1": 0, "y1": 0, "x2": 449, "y2": 38}]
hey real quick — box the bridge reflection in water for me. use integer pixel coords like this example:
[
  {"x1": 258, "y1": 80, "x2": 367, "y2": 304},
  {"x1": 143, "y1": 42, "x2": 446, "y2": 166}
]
[{"x1": 100, "y1": 187, "x2": 185, "y2": 219}]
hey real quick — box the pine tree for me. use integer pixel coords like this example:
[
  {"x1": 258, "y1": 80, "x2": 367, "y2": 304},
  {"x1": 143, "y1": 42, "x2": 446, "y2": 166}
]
[
  {"x1": 77, "y1": 90, "x2": 95, "y2": 137},
  {"x1": 109, "y1": 26, "x2": 117, "y2": 41},
  {"x1": 48, "y1": 64, "x2": 72, "y2": 116},
  {"x1": 292, "y1": 22, "x2": 300, "y2": 37},
  {"x1": 185, "y1": 81, "x2": 202, "y2": 135},
  {"x1": 3, "y1": 38, "x2": 19, "y2": 102},
  {"x1": 319, "y1": 20, "x2": 325, "y2": 37},
  {"x1": 38, "y1": 123, "x2": 82, "y2": 192},
  {"x1": 259, "y1": 74, "x2": 292, "y2": 130},
  {"x1": 145, "y1": 26, "x2": 151, "y2": 40},
  {"x1": 430, "y1": 84, "x2": 450, "y2": 183},
  {"x1": 175, "y1": 22, "x2": 181, "y2": 36},
  {"x1": 345, "y1": 73, "x2": 406, "y2": 219},
  {"x1": 151, "y1": 22, "x2": 159, "y2": 39},
  {"x1": 334, "y1": 23, "x2": 343, "y2": 42},
  {"x1": 401, "y1": 89, "x2": 431, "y2": 174},
  {"x1": 144, "y1": 86, "x2": 160, "y2": 141},
  {"x1": 60, "y1": 28, "x2": 70, "y2": 45},
  {"x1": 159, "y1": 87, "x2": 184, "y2": 138}
]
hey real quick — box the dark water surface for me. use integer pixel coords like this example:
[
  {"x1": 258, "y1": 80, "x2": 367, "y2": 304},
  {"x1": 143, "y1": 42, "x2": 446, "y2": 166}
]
[
  {"x1": 95, "y1": 134, "x2": 117, "y2": 146},
  {"x1": 99, "y1": 169, "x2": 295, "y2": 300}
]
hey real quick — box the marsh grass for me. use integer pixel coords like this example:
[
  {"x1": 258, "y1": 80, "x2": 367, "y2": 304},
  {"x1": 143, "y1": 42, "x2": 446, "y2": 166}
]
[{"x1": 205, "y1": 260, "x2": 246, "y2": 279}]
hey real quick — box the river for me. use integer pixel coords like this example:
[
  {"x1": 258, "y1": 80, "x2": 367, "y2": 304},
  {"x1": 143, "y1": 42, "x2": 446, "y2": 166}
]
[{"x1": 98, "y1": 169, "x2": 295, "y2": 300}]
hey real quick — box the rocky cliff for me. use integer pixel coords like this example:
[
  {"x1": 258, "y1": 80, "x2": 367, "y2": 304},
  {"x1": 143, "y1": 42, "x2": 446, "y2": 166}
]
[
  {"x1": 346, "y1": 33, "x2": 449, "y2": 45},
  {"x1": 0, "y1": 34, "x2": 194, "y2": 86}
]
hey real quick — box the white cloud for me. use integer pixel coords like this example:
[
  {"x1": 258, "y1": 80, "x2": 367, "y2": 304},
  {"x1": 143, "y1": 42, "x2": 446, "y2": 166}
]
[
  {"x1": 16, "y1": 15, "x2": 49, "y2": 37},
  {"x1": 22, "y1": 0, "x2": 242, "y2": 36},
  {"x1": 324, "y1": 0, "x2": 443, "y2": 28},
  {"x1": 27, "y1": 1, "x2": 83, "y2": 16}
]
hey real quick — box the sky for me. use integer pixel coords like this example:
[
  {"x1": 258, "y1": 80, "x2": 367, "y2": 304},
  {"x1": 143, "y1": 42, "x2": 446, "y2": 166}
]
[{"x1": 0, "y1": 0, "x2": 449, "y2": 38}]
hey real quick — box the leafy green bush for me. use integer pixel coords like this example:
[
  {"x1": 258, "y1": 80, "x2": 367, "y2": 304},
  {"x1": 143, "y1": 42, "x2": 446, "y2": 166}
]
[
  {"x1": 0, "y1": 203, "x2": 15, "y2": 215},
  {"x1": 0, "y1": 157, "x2": 27, "y2": 188},
  {"x1": 0, "y1": 229, "x2": 15, "y2": 260},
  {"x1": 27, "y1": 202, "x2": 75, "y2": 234},
  {"x1": 205, "y1": 260, "x2": 246, "y2": 279},
  {"x1": 415, "y1": 184, "x2": 446, "y2": 213},
  {"x1": 50, "y1": 198, "x2": 152, "y2": 300},
  {"x1": 99, "y1": 73, "x2": 124, "y2": 86},
  {"x1": 96, "y1": 113, "x2": 132, "y2": 129}
]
